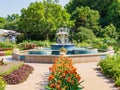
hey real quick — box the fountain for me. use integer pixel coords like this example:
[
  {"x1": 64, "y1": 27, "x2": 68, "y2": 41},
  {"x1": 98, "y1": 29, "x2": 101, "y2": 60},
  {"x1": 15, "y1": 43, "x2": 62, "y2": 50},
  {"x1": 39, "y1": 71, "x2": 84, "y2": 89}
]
[
  {"x1": 12, "y1": 28, "x2": 114, "y2": 63},
  {"x1": 51, "y1": 28, "x2": 75, "y2": 55}
]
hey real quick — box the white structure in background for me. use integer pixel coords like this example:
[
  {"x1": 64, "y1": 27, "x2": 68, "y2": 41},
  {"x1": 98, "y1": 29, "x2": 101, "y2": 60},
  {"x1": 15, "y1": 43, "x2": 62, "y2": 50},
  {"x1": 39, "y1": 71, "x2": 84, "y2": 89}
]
[{"x1": 0, "y1": 29, "x2": 20, "y2": 42}]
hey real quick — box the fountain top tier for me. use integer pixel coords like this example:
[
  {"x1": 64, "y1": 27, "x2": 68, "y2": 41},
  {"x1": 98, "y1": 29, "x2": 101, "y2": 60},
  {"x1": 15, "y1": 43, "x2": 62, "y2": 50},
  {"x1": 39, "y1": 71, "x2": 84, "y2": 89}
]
[
  {"x1": 56, "y1": 28, "x2": 69, "y2": 44},
  {"x1": 51, "y1": 28, "x2": 75, "y2": 50}
]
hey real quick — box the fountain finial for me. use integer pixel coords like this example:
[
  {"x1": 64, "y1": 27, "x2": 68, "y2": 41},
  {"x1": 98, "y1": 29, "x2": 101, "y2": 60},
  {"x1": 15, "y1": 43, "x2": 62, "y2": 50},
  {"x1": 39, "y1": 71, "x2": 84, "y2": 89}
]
[{"x1": 56, "y1": 28, "x2": 69, "y2": 44}]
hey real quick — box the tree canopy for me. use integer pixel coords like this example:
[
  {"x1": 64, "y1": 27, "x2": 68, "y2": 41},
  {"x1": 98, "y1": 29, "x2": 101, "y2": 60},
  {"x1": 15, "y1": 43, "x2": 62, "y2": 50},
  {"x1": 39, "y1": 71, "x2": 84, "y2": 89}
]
[
  {"x1": 71, "y1": 7, "x2": 100, "y2": 31},
  {"x1": 66, "y1": 0, "x2": 120, "y2": 40},
  {"x1": 18, "y1": 1, "x2": 73, "y2": 41},
  {"x1": 0, "y1": 0, "x2": 120, "y2": 42}
]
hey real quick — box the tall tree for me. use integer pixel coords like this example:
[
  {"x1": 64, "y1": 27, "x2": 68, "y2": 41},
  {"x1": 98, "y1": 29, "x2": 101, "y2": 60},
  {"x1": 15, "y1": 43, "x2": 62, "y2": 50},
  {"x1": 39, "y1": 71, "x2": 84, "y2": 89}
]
[
  {"x1": 19, "y1": 1, "x2": 73, "y2": 41},
  {"x1": 3, "y1": 14, "x2": 20, "y2": 30},
  {"x1": 65, "y1": 0, "x2": 120, "y2": 39},
  {"x1": 0, "y1": 17, "x2": 6, "y2": 28},
  {"x1": 5, "y1": 14, "x2": 19, "y2": 22},
  {"x1": 65, "y1": 0, "x2": 115, "y2": 27},
  {"x1": 74, "y1": 27, "x2": 96, "y2": 42},
  {"x1": 71, "y1": 7, "x2": 100, "y2": 36},
  {"x1": 106, "y1": 0, "x2": 120, "y2": 32}
]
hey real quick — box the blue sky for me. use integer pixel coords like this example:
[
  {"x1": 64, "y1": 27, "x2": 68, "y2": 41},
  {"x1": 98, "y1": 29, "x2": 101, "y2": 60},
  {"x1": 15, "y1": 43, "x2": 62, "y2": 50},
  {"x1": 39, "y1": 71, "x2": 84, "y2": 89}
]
[{"x1": 0, "y1": 0, "x2": 69, "y2": 17}]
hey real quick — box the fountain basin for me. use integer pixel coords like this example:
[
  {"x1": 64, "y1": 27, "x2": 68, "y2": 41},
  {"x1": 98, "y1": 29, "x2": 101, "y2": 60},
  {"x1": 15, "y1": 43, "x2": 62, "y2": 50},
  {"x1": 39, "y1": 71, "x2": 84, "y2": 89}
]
[
  {"x1": 29, "y1": 50, "x2": 51, "y2": 55},
  {"x1": 74, "y1": 48, "x2": 98, "y2": 54},
  {"x1": 12, "y1": 50, "x2": 113, "y2": 63}
]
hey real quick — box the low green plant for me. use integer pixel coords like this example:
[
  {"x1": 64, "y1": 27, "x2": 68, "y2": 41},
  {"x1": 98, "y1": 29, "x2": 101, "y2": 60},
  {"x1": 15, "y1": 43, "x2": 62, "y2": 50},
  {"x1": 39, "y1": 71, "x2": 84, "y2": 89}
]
[
  {"x1": 0, "y1": 42, "x2": 15, "y2": 51},
  {"x1": 77, "y1": 42, "x2": 90, "y2": 47},
  {"x1": 60, "y1": 47, "x2": 67, "y2": 52},
  {"x1": 115, "y1": 77, "x2": 120, "y2": 86},
  {"x1": 0, "y1": 76, "x2": 6, "y2": 90},
  {"x1": 4, "y1": 50, "x2": 12, "y2": 55},
  {"x1": 98, "y1": 55, "x2": 120, "y2": 86}
]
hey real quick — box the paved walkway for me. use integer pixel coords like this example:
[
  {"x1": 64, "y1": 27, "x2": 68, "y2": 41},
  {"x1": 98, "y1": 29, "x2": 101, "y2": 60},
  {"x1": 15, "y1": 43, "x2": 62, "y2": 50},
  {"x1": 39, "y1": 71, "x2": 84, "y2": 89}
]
[
  {"x1": 75, "y1": 62, "x2": 118, "y2": 90},
  {"x1": 3, "y1": 56, "x2": 119, "y2": 90}
]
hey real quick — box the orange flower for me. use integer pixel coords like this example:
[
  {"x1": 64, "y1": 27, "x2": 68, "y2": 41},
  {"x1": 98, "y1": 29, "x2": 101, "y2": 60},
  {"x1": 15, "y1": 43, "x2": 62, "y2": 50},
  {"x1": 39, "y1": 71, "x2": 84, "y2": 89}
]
[
  {"x1": 62, "y1": 73, "x2": 66, "y2": 77},
  {"x1": 49, "y1": 67, "x2": 52, "y2": 70},
  {"x1": 71, "y1": 80, "x2": 74, "y2": 85},
  {"x1": 76, "y1": 74, "x2": 81, "y2": 81},
  {"x1": 56, "y1": 84, "x2": 61, "y2": 90},
  {"x1": 77, "y1": 76, "x2": 81, "y2": 82},
  {"x1": 67, "y1": 77, "x2": 71, "y2": 82},
  {"x1": 57, "y1": 80, "x2": 61, "y2": 84},
  {"x1": 48, "y1": 75, "x2": 54, "y2": 81},
  {"x1": 50, "y1": 83, "x2": 55, "y2": 88}
]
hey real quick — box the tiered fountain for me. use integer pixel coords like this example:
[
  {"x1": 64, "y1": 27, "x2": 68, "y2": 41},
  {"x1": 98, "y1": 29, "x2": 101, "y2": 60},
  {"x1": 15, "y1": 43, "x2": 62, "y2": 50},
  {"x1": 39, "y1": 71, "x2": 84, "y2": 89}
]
[
  {"x1": 12, "y1": 28, "x2": 113, "y2": 63},
  {"x1": 51, "y1": 28, "x2": 75, "y2": 55}
]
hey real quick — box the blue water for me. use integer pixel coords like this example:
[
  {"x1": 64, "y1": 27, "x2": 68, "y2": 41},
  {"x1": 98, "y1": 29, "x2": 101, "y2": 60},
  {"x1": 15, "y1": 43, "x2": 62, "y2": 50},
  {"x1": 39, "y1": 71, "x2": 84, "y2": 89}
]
[{"x1": 28, "y1": 47, "x2": 98, "y2": 55}]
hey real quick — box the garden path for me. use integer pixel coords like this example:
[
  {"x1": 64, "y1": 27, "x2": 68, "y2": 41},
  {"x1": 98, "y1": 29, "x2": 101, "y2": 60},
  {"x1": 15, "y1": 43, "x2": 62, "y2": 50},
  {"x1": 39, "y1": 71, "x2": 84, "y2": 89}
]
[
  {"x1": 75, "y1": 62, "x2": 118, "y2": 90},
  {"x1": 4, "y1": 56, "x2": 119, "y2": 90}
]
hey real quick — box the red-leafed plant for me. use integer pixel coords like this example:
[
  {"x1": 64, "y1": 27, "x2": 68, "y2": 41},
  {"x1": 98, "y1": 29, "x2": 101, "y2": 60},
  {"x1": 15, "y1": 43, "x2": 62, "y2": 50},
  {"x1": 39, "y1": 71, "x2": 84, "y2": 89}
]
[{"x1": 3, "y1": 64, "x2": 34, "y2": 84}]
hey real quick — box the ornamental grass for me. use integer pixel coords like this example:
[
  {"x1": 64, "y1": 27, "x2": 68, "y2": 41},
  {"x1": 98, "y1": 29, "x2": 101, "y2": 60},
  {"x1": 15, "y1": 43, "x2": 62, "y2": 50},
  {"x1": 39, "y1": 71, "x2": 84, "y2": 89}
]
[{"x1": 46, "y1": 56, "x2": 83, "y2": 90}]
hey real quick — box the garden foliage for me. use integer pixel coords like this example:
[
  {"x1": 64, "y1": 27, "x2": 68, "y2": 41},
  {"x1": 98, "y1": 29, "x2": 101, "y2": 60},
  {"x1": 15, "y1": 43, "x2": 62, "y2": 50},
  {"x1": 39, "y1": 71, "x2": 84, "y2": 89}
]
[
  {"x1": 0, "y1": 76, "x2": 6, "y2": 90},
  {"x1": 0, "y1": 42, "x2": 15, "y2": 51},
  {"x1": 98, "y1": 55, "x2": 120, "y2": 86},
  {"x1": 46, "y1": 56, "x2": 82, "y2": 90}
]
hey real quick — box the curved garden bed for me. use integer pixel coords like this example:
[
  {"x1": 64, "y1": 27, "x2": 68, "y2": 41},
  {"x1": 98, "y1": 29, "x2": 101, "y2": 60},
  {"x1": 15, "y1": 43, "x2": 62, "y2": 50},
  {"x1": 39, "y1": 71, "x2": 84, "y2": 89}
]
[{"x1": 0, "y1": 61, "x2": 34, "y2": 89}]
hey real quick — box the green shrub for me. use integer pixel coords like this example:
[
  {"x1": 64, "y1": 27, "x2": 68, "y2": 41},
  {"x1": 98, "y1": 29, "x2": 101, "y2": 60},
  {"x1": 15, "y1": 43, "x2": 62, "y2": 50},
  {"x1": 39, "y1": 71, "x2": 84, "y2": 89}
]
[
  {"x1": 0, "y1": 77, "x2": 6, "y2": 90},
  {"x1": 17, "y1": 41, "x2": 36, "y2": 50},
  {"x1": 0, "y1": 42, "x2": 15, "y2": 51},
  {"x1": 4, "y1": 50, "x2": 12, "y2": 55},
  {"x1": 98, "y1": 55, "x2": 120, "y2": 86},
  {"x1": 77, "y1": 42, "x2": 91, "y2": 47},
  {"x1": 74, "y1": 27, "x2": 96, "y2": 42},
  {"x1": 115, "y1": 77, "x2": 120, "y2": 86}
]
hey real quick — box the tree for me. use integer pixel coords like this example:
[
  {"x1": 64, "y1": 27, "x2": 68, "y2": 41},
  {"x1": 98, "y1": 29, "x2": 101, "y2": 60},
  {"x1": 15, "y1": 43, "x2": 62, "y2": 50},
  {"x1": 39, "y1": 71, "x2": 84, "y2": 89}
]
[
  {"x1": 0, "y1": 17, "x2": 6, "y2": 28},
  {"x1": 5, "y1": 14, "x2": 19, "y2": 22},
  {"x1": 18, "y1": 1, "x2": 73, "y2": 41},
  {"x1": 71, "y1": 7, "x2": 100, "y2": 35},
  {"x1": 74, "y1": 27, "x2": 96, "y2": 42},
  {"x1": 106, "y1": 0, "x2": 120, "y2": 32},
  {"x1": 72, "y1": 7, "x2": 100, "y2": 28},
  {"x1": 101, "y1": 24, "x2": 117, "y2": 39},
  {"x1": 65, "y1": 0, "x2": 115, "y2": 27},
  {"x1": 3, "y1": 14, "x2": 20, "y2": 31},
  {"x1": 4, "y1": 19, "x2": 19, "y2": 30},
  {"x1": 65, "y1": 0, "x2": 120, "y2": 39}
]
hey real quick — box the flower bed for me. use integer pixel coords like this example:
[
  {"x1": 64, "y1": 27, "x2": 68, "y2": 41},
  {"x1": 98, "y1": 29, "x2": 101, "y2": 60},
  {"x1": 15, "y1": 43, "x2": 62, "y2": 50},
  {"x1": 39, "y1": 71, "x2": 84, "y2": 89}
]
[
  {"x1": 0, "y1": 61, "x2": 34, "y2": 85},
  {"x1": 98, "y1": 55, "x2": 120, "y2": 86},
  {"x1": 46, "y1": 56, "x2": 82, "y2": 90},
  {"x1": 3, "y1": 64, "x2": 34, "y2": 84},
  {"x1": 0, "y1": 52, "x2": 5, "y2": 56}
]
